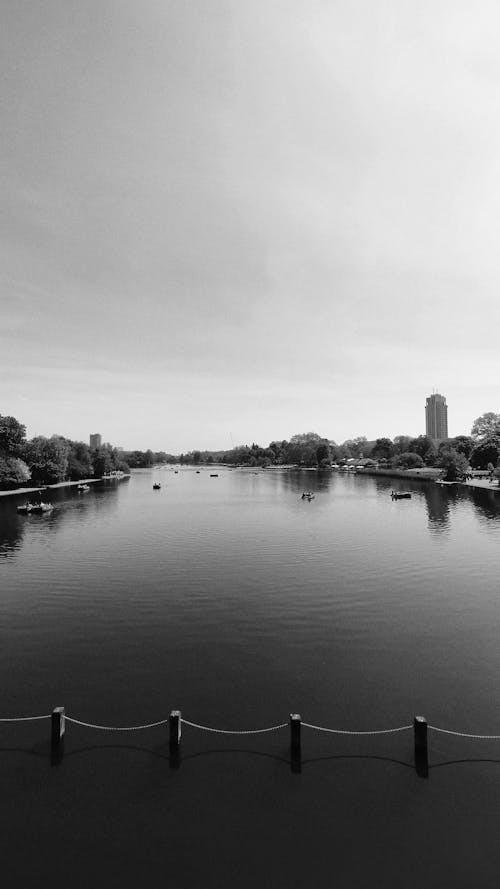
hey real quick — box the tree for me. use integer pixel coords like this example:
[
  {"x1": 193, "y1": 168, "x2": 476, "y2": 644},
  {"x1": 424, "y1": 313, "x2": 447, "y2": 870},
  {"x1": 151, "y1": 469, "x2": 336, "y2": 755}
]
[
  {"x1": 290, "y1": 432, "x2": 323, "y2": 444},
  {"x1": 316, "y1": 442, "x2": 331, "y2": 466},
  {"x1": 393, "y1": 452, "x2": 424, "y2": 470},
  {"x1": 437, "y1": 447, "x2": 469, "y2": 482},
  {"x1": 451, "y1": 435, "x2": 474, "y2": 459},
  {"x1": 284, "y1": 433, "x2": 329, "y2": 466},
  {"x1": 114, "y1": 458, "x2": 130, "y2": 474},
  {"x1": 341, "y1": 437, "x2": 368, "y2": 458},
  {"x1": 371, "y1": 438, "x2": 395, "y2": 460},
  {"x1": 393, "y1": 435, "x2": 412, "y2": 455},
  {"x1": 408, "y1": 435, "x2": 436, "y2": 465},
  {"x1": 92, "y1": 446, "x2": 114, "y2": 478},
  {"x1": 24, "y1": 436, "x2": 70, "y2": 484},
  {"x1": 470, "y1": 441, "x2": 499, "y2": 469},
  {"x1": 471, "y1": 412, "x2": 500, "y2": 444},
  {"x1": 67, "y1": 441, "x2": 93, "y2": 480},
  {"x1": 0, "y1": 456, "x2": 31, "y2": 490},
  {"x1": 0, "y1": 415, "x2": 26, "y2": 456}
]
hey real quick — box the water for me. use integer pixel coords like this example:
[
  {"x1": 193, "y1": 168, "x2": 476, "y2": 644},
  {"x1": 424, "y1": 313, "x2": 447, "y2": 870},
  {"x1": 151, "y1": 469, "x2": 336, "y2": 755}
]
[{"x1": 2, "y1": 469, "x2": 500, "y2": 887}]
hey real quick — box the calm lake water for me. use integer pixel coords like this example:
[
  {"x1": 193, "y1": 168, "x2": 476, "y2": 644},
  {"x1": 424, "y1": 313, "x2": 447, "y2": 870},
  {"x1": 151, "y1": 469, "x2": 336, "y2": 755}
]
[{"x1": 2, "y1": 468, "x2": 500, "y2": 888}]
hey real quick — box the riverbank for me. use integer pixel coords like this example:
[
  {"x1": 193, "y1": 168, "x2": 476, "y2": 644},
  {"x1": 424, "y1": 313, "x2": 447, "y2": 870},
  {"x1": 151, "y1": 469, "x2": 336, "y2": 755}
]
[
  {"x1": 358, "y1": 466, "x2": 500, "y2": 492},
  {"x1": 357, "y1": 467, "x2": 442, "y2": 480},
  {"x1": 0, "y1": 478, "x2": 100, "y2": 498}
]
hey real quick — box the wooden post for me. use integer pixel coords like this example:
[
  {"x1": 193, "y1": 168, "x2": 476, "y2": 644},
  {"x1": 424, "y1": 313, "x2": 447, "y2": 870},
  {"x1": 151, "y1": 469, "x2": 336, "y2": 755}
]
[
  {"x1": 290, "y1": 713, "x2": 301, "y2": 773},
  {"x1": 51, "y1": 707, "x2": 65, "y2": 764},
  {"x1": 414, "y1": 715, "x2": 428, "y2": 778},
  {"x1": 51, "y1": 707, "x2": 65, "y2": 747},
  {"x1": 169, "y1": 710, "x2": 181, "y2": 749},
  {"x1": 169, "y1": 710, "x2": 182, "y2": 769}
]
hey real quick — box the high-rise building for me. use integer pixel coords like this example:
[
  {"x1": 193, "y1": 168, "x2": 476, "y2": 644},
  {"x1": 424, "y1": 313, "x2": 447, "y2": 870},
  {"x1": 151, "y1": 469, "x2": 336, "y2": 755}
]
[
  {"x1": 425, "y1": 393, "x2": 448, "y2": 442},
  {"x1": 89, "y1": 433, "x2": 102, "y2": 449}
]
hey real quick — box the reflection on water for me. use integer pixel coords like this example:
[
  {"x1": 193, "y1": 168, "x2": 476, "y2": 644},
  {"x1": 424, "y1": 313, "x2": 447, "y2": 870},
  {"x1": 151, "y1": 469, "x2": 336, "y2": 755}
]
[
  {"x1": 422, "y1": 482, "x2": 452, "y2": 533},
  {"x1": 469, "y1": 485, "x2": 500, "y2": 525},
  {"x1": 2, "y1": 469, "x2": 500, "y2": 887},
  {"x1": 0, "y1": 506, "x2": 25, "y2": 558},
  {"x1": 2, "y1": 470, "x2": 500, "y2": 558},
  {"x1": 0, "y1": 480, "x2": 126, "y2": 555}
]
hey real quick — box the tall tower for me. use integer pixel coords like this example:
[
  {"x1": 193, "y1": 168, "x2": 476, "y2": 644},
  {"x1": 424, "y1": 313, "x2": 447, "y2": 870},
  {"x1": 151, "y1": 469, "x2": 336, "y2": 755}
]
[
  {"x1": 425, "y1": 393, "x2": 448, "y2": 442},
  {"x1": 89, "y1": 433, "x2": 102, "y2": 449}
]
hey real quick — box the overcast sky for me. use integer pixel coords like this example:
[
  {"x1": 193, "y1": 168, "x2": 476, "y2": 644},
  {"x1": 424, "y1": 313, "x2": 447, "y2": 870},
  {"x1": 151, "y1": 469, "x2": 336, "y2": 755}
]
[{"x1": 2, "y1": 0, "x2": 499, "y2": 451}]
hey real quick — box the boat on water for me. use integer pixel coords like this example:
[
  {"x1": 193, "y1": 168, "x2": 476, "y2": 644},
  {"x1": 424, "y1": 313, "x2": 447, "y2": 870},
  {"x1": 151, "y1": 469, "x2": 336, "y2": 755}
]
[
  {"x1": 301, "y1": 492, "x2": 315, "y2": 500},
  {"x1": 210, "y1": 473, "x2": 219, "y2": 478},
  {"x1": 18, "y1": 501, "x2": 54, "y2": 514},
  {"x1": 77, "y1": 484, "x2": 90, "y2": 492},
  {"x1": 153, "y1": 483, "x2": 161, "y2": 490},
  {"x1": 391, "y1": 491, "x2": 411, "y2": 500}
]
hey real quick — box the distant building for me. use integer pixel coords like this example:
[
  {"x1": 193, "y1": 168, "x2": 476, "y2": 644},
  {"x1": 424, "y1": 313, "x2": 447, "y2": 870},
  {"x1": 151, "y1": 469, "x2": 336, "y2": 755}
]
[
  {"x1": 425, "y1": 393, "x2": 448, "y2": 443},
  {"x1": 89, "y1": 433, "x2": 102, "y2": 449}
]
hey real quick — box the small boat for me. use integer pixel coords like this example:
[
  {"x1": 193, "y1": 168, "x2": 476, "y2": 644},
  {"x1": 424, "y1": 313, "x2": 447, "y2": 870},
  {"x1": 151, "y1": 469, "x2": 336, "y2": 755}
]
[
  {"x1": 210, "y1": 473, "x2": 219, "y2": 478},
  {"x1": 153, "y1": 483, "x2": 161, "y2": 490},
  {"x1": 77, "y1": 484, "x2": 90, "y2": 492},
  {"x1": 17, "y1": 502, "x2": 34, "y2": 514},
  {"x1": 391, "y1": 491, "x2": 411, "y2": 500},
  {"x1": 29, "y1": 502, "x2": 54, "y2": 513},
  {"x1": 301, "y1": 492, "x2": 315, "y2": 500}
]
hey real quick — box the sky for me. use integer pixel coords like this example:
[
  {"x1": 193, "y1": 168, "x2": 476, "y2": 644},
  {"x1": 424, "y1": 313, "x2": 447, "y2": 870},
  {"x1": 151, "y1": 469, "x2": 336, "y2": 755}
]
[{"x1": 2, "y1": 0, "x2": 500, "y2": 452}]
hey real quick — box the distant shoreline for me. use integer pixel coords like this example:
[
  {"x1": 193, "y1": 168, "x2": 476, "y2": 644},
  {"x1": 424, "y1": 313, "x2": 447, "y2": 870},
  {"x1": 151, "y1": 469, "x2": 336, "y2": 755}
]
[{"x1": 357, "y1": 467, "x2": 500, "y2": 492}]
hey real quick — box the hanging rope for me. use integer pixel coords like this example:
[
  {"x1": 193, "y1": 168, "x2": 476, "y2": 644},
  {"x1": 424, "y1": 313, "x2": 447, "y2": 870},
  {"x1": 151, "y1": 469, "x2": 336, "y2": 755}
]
[
  {"x1": 64, "y1": 715, "x2": 171, "y2": 732},
  {"x1": 429, "y1": 725, "x2": 500, "y2": 740},
  {"x1": 302, "y1": 721, "x2": 413, "y2": 736},
  {"x1": 180, "y1": 718, "x2": 288, "y2": 735}
]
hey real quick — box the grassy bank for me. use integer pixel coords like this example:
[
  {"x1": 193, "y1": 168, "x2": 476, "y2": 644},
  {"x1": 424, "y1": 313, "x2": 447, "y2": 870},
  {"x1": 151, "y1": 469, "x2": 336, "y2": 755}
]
[{"x1": 356, "y1": 467, "x2": 443, "y2": 480}]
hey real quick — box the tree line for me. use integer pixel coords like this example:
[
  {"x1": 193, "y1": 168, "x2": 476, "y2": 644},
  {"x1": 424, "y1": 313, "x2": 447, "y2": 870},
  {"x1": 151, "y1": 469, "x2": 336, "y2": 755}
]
[
  {"x1": 0, "y1": 415, "x2": 131, "y2": 489},
  {"x1": 2, "y1": 410, "x2": 500, "y2": 489},
  {"x1": 167, "y1": 413, "x2": 500, "y2": 482}
]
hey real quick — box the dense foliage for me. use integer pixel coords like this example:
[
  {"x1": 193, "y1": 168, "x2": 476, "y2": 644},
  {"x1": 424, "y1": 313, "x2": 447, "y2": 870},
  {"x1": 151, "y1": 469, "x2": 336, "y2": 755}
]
[
  {"x1": 0, "y1": 415, "x2": 31, "y2": 489},
  {"x1": 469, "y1": 412, "x2": 500, "y2": 469},
  {"x1": 0, "y1": 414, "x2": 130, "y2": 488}
]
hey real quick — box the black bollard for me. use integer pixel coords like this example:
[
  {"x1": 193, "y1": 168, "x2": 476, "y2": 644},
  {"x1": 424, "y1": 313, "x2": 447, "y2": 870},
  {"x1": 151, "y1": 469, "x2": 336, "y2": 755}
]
[
  {"x1": 169, "y1": 710, "x2": 181, "y2": 749},
  {"x1": 51, "y1": 707, "x2": 65, "y2": 765},
  {"x1": 290, "y1": 713, "x2": 301, "y2": 773},
  {"x1": 414, "y1": 715, "x2": 428, "y2": 778}
]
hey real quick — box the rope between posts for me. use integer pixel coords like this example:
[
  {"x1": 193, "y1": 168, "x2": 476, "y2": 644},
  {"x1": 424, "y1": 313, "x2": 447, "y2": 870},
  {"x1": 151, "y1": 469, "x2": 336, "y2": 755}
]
[
  {"x1": 302, "y1": 722, "x2": 413, "y2": 736},
  {"x1": 180, "y1": 719, "x2": 288, "y2": 735},
  {"x1": 64, "y1": 716, "x2": 171, "y2": 731},
  {"x1": 429, "y1": 725, "x2": 500, "y2": 740},
  {"x1": 4, "y1": 714, "x2": 500, "y2": 740}
]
